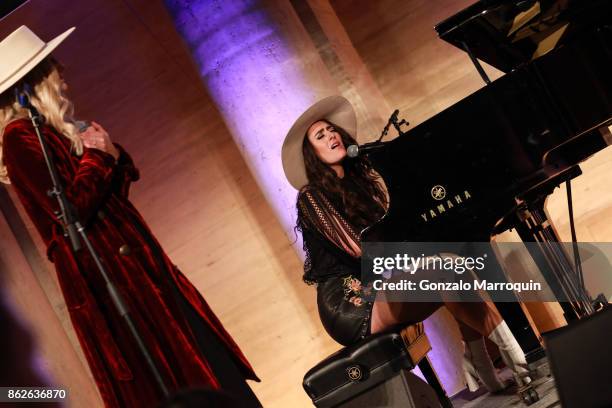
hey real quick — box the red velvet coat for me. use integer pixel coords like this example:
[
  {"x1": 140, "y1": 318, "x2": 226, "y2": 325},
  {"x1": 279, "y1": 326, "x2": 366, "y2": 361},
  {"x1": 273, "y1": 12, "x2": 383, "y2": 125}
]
[{"x1": 2, "y1": 119, "x2": 258, "y2": 406}]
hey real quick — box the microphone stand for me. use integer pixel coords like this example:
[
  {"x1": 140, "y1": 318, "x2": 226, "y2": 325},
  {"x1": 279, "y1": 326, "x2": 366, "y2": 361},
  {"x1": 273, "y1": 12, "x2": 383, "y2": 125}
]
[
  {"x1": 18, "y1": 91, "x2": 170, "y2": 397},
  {"x1": 377, "y1": 109, "x2": 409, "y2": 142},
  {"x1": 348, "y1": 109, "x2": 411, "y2": 157}
]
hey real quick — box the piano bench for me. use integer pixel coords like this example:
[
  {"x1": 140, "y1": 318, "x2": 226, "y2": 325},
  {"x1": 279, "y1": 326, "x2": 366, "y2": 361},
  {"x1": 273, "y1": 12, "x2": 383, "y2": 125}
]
[{"x1": 302, "y1": 323, "x2": 453, "y2": 408}]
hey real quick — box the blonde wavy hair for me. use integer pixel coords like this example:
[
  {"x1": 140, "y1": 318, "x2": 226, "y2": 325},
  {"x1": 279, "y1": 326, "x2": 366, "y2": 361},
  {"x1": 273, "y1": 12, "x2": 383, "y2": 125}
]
[{"x1": 0, "y1": 57, "x2": 83, "y2": 184}]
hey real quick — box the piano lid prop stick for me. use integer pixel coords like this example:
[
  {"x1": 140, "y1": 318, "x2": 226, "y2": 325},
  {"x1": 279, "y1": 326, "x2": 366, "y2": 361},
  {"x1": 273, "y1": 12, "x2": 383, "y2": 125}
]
[{"x1": 460, "y1": 40, "x2": 491, "y2": 85}]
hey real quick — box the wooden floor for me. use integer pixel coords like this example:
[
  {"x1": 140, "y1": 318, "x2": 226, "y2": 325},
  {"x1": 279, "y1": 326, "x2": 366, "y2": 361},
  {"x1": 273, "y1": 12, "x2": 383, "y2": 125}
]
[{"x1": 452, "y1": 360, "x2": 560, "y2": 408}]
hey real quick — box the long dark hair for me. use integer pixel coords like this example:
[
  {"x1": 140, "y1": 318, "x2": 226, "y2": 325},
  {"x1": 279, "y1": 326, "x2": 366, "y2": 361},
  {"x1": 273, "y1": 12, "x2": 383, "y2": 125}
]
[{"x1": 302, "y1": 121, "x2": 387, "y2": 230}]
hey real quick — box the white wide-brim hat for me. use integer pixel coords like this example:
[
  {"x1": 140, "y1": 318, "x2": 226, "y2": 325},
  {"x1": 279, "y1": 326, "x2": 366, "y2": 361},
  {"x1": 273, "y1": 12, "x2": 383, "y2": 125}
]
[
  {"x1": 281, "y1": 95, "x2": 356, "y2": 190},
  {"x1": 0, "y1": 25, "x2": 75, "y2": 95}
]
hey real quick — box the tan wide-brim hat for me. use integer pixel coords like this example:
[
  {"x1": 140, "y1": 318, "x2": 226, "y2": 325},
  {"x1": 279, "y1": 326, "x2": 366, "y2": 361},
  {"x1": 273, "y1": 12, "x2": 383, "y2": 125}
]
[
  {"x1": 0, "y1": 25, "x2": 75, "y2": 95},
  {"x1": 281, "y1": 95, "x2": 356, "y2": 190}
]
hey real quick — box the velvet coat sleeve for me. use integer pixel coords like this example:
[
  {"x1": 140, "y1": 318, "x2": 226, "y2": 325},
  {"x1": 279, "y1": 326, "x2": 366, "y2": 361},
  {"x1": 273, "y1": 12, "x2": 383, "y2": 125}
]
[
  {"x1": 3, "y1": 122, "x2": 119, "y2": 224},
  {"x1": 112, "y1": 143, "x2": 140, "y2": 198}
]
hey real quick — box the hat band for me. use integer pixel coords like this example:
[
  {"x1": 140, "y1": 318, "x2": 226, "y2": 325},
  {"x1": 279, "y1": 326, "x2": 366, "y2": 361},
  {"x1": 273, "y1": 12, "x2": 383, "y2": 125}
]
[{"x1": 0, "y1": 42, "x2": 48, "y2": 90}]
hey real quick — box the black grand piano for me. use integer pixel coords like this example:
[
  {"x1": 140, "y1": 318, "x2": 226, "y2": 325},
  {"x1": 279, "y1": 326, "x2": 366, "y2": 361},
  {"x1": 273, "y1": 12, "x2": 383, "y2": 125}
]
[{"x1": 361, "y1": 0, "x2": 612, "y2": 368}]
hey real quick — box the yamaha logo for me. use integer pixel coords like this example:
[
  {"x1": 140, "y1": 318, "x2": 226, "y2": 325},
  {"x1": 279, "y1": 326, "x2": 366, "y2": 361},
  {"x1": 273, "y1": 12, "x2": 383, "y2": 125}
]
[
  {"x1": 431, "y1": 185, "x2": 446, "y2": 200},
  {"x1": 347, "y1": 366, "x2": 363, "y2": 381},
  {"x1": 421, "y1": 189, "x2": 472, "y2": 222}
]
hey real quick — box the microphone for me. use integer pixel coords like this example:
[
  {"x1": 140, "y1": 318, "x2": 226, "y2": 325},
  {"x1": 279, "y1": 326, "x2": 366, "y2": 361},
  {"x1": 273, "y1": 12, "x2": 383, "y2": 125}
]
[
  {"x1": 14, "y1": 83, "x2": 33, "y2": 108},
  {"x1": 346, "y1": 141, "x2": 387, "y2": 158},
  {"x1": 74, "y1": 120, "x2": 90, "y2": 132},
  {"x1": 14, "y1": 84, "x2": 43, "y2": 126},
  {"x1": 14, "y1": 85, "x2": 89, "y2": 134}
]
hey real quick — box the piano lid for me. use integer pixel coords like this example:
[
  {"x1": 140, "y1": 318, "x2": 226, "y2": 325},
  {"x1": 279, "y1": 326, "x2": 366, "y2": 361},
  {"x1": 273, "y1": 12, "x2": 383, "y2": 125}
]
[{"x1": 435, "y1": 0, "x2": 612, "y2": 73}]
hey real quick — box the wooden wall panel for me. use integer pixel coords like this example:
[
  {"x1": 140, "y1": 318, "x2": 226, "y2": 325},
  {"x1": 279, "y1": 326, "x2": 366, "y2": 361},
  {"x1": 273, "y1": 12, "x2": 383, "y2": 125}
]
[
  {"x1": 331, "y1": 0, "x2": 504, "y2": 127},
  {"x1": 0, "y1": 201, "x2": 102, "y2": 407}
]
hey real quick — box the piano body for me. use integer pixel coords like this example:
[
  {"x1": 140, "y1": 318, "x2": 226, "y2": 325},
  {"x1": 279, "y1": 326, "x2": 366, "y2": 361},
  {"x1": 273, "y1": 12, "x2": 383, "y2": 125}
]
[{"x1": 360, "y1": 0, "x2": 612, "y2": 362}]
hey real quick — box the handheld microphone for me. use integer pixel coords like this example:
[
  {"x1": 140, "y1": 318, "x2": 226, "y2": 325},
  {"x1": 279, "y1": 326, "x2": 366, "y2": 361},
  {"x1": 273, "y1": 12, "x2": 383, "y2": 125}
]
[
  {"x1": 346, "y1": 141, "x2": 387, "y2": 158},
  {"x1": 74, "y1": 120, "x2": 91, "y2": 132}
]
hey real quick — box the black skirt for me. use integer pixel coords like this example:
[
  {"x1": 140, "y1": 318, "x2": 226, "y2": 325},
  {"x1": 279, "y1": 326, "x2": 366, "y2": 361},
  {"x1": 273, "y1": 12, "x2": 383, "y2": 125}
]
[{"x1": 316, "y1": 275, "x2": 374, "y2": 346}]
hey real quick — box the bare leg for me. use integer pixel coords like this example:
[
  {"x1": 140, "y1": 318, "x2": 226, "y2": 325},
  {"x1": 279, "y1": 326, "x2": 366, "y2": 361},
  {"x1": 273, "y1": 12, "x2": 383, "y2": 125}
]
[
  {"x1": 370, "y1": 301, "x2": 441, "y2": 334},
  {"x1": 370, "y1": 299, "x2": 502, "y2": 339},
  {"x1": 370, "y1": 299, "x2": 530, "y2": 392}
]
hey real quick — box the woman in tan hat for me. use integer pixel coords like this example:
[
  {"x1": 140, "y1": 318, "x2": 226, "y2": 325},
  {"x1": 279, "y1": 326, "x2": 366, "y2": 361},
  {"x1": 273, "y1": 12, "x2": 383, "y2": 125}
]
[
  {"x1": 0, "y1": 26, "x2": 259, "y2": 407},
  {"x1": 282, "y1": 96, "x2": 532, "y2": 393}
]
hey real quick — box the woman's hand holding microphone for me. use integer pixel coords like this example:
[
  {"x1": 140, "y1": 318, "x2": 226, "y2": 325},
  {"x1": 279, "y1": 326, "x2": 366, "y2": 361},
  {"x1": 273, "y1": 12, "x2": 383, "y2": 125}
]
[{"x1": 79, "y1": 121, "x2": 119, "y2": 161}]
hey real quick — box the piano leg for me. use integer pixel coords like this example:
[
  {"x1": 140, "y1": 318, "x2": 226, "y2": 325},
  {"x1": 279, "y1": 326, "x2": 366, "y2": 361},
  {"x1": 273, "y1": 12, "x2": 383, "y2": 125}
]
[
  {"x1": 493, "y1": 301, "x2": 545, "y2": 364},
  {"x1": 513, "y1": 198, "x2": 595, "y2": 321}
]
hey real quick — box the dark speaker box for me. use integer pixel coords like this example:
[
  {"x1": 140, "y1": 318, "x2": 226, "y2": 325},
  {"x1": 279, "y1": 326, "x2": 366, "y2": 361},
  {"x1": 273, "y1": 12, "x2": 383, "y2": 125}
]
[
  {"x1": 543, "y1": 306, "x2": 612, "y2": 408},
  {"x1": 335, "y1": 370, "x2": 441, "y2": 408}
]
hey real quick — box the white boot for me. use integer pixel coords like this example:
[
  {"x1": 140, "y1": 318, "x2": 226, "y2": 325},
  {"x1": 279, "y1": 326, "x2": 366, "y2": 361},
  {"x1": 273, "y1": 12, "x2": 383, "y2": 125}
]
[
  {"x1": 488, "y1": 321, "x2": 532, "y2": 387},
  {"x1": 462, "y1": 338, "x2": 506, "y2": 392},
  {"x1": 462, "y1": 355, "x2": 481, "y2": 392}
]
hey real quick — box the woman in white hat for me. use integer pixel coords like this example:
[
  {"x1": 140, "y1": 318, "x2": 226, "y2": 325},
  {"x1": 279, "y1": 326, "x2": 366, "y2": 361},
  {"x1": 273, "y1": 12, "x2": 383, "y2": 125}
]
[
  {"x1": 282, "y1": 95, "x2": 532, "y2": 393},
  {"x1": 0, "y1": 26, "x2": 259, "y2": 406}
]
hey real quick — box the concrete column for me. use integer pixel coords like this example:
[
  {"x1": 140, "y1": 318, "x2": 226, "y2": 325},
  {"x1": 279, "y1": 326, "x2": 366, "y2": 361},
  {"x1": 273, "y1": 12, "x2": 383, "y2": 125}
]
[
  {"x1": 162, "y1": 0, "x2": 394, "y2": 239},
  {"x1": 163, "y1": 0, "x2": 332, "y2": 237}
]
